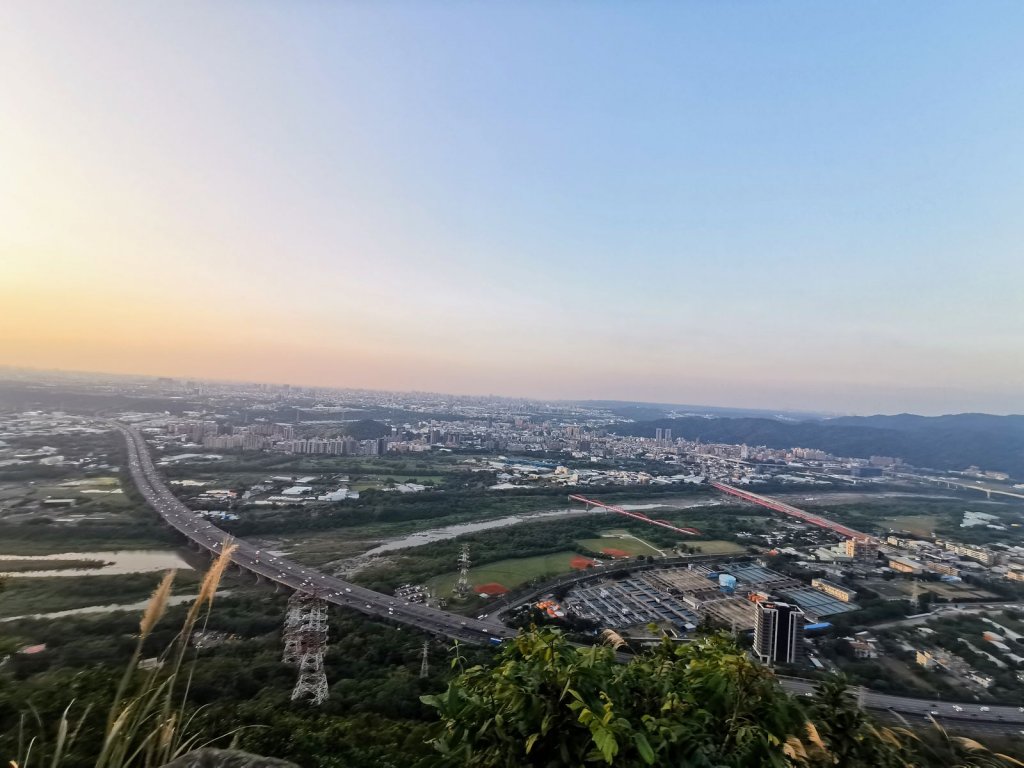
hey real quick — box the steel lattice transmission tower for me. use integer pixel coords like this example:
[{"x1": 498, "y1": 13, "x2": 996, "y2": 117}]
[
  {"x1": 419, "y1": 640, "x2": 430, "y2": 679},
  {"x1": 282, "y1": 591, "x2": 329, "y2": 705},
  {"x1": 453, "y1": 543, "x2": 472, "y2": 598},
  {"x1": 292, "y1": 649, "x2": 329, "y2": 705}
]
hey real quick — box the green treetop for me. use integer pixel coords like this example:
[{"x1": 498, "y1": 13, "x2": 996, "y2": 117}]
[{"x1": 422, "y1": 629, "x2": 1023, "y2": 768}]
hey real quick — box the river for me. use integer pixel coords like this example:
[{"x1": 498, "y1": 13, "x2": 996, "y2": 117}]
[
  {"x1": 0, "y1": 550, "x2": 193, "y2": 578},
  {"x1": 0, "y1": 591, "x2": 232, "y2": 623},
  {"x1": 360, "y1": 499, "x2": 721, "y2": 556}
]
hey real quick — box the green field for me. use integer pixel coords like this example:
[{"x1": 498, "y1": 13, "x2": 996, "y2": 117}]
[
  {"x1": 350, "y1": 481, "x2": 383, "y2": 492},
  {"x1": 577, "y1": 534, "x2": 661, "y2": 557},
  {"x1": 374, "y1": 474, "x2": 444, "y2": 483},
  {"x1": 687, "y1": 539, "x2": 747, "y2": 555},
  {"x1": 0, "y1": 571, "x2": 204, "y2": 618},
  {"x1": 427, "y1": 551, "x2": 591, "y2": 595},
  {"x1": 24, "y1": 475, "x2": 133, "y2": 510},
  {"x1": 881, "y1": 515, "x2": 940, "y2": 536}
]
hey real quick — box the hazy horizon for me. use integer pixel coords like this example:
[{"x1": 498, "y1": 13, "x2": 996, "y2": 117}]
[
  {"x1": 3, "y1": 2, "x2": 1023, "y2": 416},
  {"x1": 5, "y1": 363, "x2": 1024, "y2": 420}
]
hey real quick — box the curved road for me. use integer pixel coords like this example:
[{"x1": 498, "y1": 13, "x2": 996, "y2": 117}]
[
  {"x1": 116, "y1": 423, "x2": 514, "y2": 646},
  {"x1": 116, "y1": 424, "x2": 1024, "y2": 732}
]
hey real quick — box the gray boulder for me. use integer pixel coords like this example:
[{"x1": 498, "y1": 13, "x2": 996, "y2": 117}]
[{"x1": 161, "y1": 748, "x2": 300, "y2": 768}]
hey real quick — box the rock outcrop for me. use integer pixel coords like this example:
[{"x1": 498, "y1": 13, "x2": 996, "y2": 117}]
[{"x1": 161, "y1": 748, "x2": 300, "y2": 768}]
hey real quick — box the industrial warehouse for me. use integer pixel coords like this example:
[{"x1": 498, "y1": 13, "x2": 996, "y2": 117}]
[{"x1": 559, "y1": 561, "x2": 859, "y2": 637}]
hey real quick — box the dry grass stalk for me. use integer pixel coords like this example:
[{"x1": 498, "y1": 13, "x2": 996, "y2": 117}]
[
  {"x1": 95, "y1": 547, "x2": 237, "y2": 768},
  {"x1": 139, "y1": 571, "x2": 176, "y2": 639}
]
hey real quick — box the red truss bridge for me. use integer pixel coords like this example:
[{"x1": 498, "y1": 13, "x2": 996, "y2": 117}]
[
  {"x1": 567, "y1": 494, "x2": 701, "y2": 536},
  {"x1": 710, "y1": 482, "x2": 871, "y2": 541}
]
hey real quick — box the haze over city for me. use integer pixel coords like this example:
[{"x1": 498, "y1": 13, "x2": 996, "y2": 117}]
[
  {"x1": 3, "y1": 2, "x2": 1023, "y2": 415},
  {"x1": 9, "y1": 5, "x2": 1024, "y2": 765}
]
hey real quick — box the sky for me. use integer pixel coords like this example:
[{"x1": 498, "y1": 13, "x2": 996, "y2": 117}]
[{"x1": 2, "y1": 2, "x2": 1023, "y2": 416}]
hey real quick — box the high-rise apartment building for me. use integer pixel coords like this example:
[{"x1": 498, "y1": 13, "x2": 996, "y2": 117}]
[
  {"x1": 843, "y1": 538, "x2": 878, "y2": 562},
  {"x1": 754, "y1": 601, "x2": 805, "y2": 666}
]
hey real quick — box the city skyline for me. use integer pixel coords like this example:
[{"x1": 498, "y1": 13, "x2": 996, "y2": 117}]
[
  {"x1": 4, "y1": 362, "x2": 1022, "y2": 419},
  {"x1": 3, "y1": 2, "x2": 1023, "y2": 415}
]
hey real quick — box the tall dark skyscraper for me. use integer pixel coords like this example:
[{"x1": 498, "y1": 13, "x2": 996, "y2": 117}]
[{"x1": 754, "y1": 601, "x2": 805, "y2": 665}]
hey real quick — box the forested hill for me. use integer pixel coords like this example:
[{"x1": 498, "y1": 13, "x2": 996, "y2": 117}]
[{"x1": 609, "y1": 413, "x2": 1024, "y2": 478}]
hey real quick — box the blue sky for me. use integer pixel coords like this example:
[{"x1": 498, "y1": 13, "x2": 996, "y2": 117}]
[{"x1": 2, "y1": 2, "x2": 1022, "y2": 414}]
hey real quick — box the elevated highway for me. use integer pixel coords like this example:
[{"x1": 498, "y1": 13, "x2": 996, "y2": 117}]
[
  {"x1": 712, "y1": 481, "x2": 871, "y2": 541},
  {"x1": 894, "y1": 472, "x2": 1024, "y2": 502},
  {"x1": 778, "y1": 676, "x2": 1024, "y2": 733},
  {"x1": 115, "y1": 424, "x2": 1023, "y2": 732},
  {"x1": 115, "y1": 423, "x2": 514, "y2": 646}
]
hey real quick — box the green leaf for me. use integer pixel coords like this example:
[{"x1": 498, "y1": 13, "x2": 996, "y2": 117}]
[
  {"x1": 633, "y1": 731, "x2": 656, "y2": 765},
  {"x1": 592, "y1": 726, "x2": 618, "y2": 763},
  {"x1": 525, "y1": 733, "x2": 539, "y2": 754}
]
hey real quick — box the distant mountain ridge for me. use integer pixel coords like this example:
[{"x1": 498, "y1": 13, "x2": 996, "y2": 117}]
[
  {"x1": 609, "y1": 412, "x2": 1024, "y2": 479},
  {"x1": 576, "y1": 400, "x2": 830, "y2": 422},
  {"x1": 825, "y1": 413, "x2": 1024, "y2": 432}
]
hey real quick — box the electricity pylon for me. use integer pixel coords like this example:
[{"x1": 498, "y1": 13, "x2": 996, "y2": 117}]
[
  {"x1": 419, "y1": 640, "x2": 430, "y2": 679},
  {"x1": 282, "y1": 591, "x2": 329, "y2": 705},
  {"x1": 453, "y1": 543, "x2": 472, "y2": 598}
]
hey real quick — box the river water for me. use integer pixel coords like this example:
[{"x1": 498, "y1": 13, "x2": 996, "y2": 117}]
[
  {"x1": 0, "y1": 550, "x2": 193, "y2": 578},
  {"x1": 0, "y1": 592, "x2": 231, "y2": 623}
]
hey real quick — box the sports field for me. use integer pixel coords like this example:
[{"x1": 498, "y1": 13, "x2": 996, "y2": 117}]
[{"x1": 427, "y1": 550, "x2": 594, "y2": 596}]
